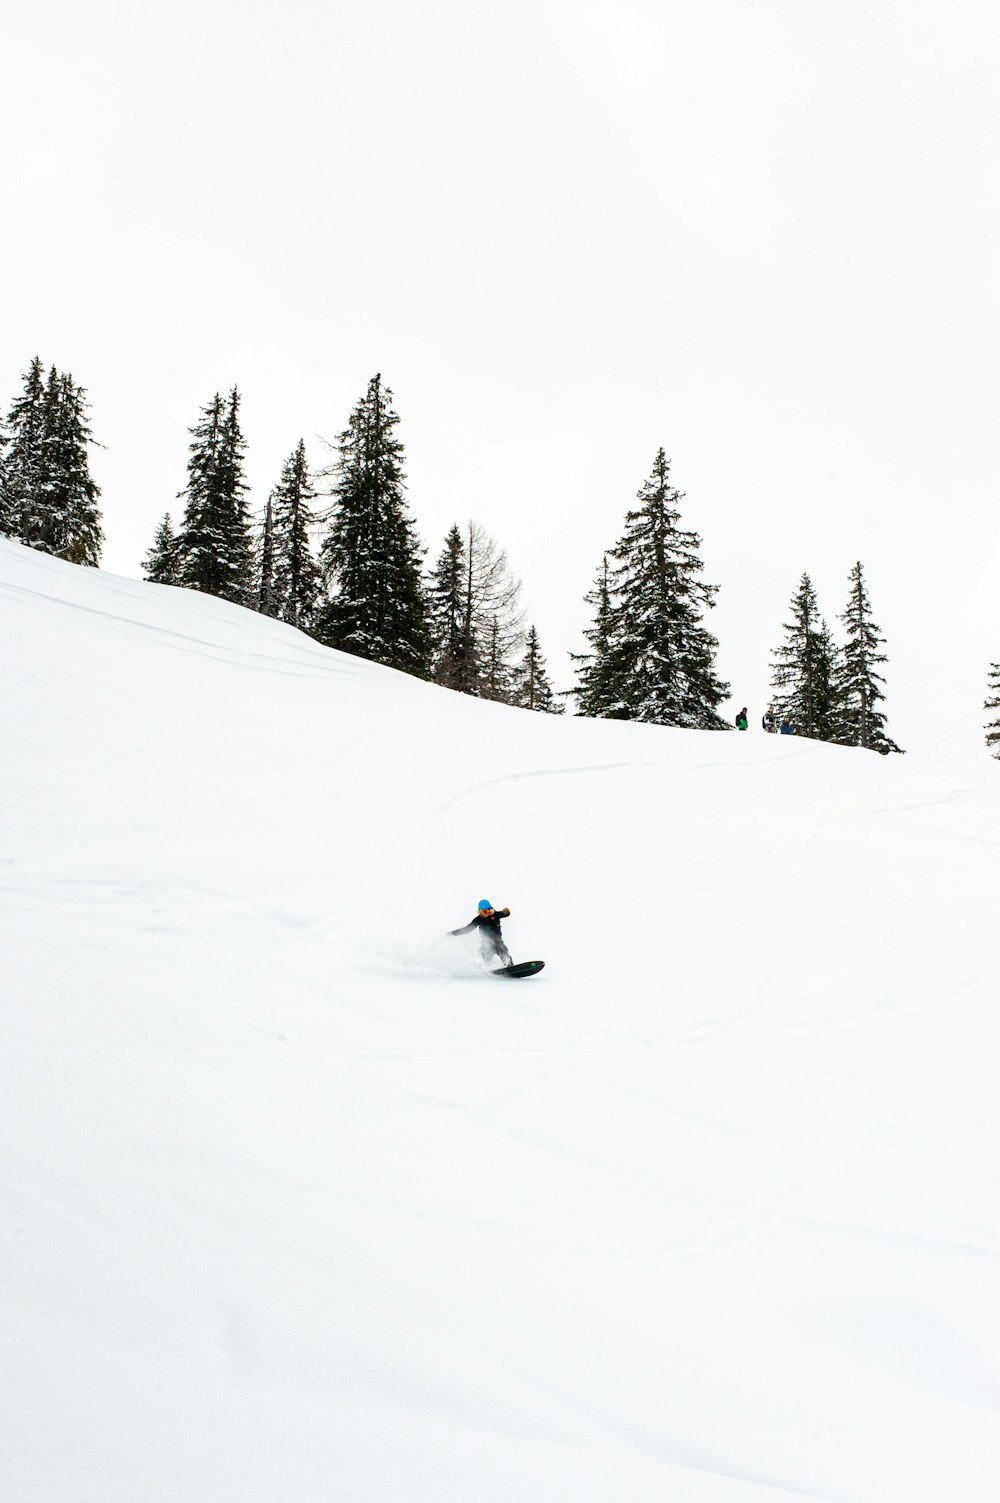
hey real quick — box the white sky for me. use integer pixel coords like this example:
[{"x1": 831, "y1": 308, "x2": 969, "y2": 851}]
[{"x1": 5, "y1": 0, "x2": 998, "y2": 757}]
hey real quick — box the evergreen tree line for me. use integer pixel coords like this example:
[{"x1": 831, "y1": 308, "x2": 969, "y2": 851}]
[
  {"x1": 143, "y1": 373, "x2": 562, "y2": 713},
  {"x1": 568, "y1": 450, "x2": 910, "y2": 752},
  {"x1": 4, "y1": 357, "x2": 998, "y2": 751}
]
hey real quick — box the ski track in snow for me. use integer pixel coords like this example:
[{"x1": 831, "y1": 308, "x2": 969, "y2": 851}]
[{"x1": 3, "y1": 539, "x2": 1000, "y2": 1502}]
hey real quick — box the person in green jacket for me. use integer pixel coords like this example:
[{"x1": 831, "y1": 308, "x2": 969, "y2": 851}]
[{"x1": 735, "y1": 706, "x2": 749, "y2": 730}]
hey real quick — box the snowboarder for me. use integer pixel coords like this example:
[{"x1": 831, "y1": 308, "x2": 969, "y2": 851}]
[
  {"x1": 762, "y1": 706, "x2": 776, "y2": 733},
  {"x1": 735, "y1": 707, "x2": 749, "y2": 731},
  {"x1": 780, "y1": 716, "x2": 795, "y2": 735},
  {"x1": 450, "y1": 900, "x2": 513, "y2": 969}
]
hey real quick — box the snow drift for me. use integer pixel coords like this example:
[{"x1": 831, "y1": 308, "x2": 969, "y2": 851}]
[{"x1": 2, "y1": 538, "x2": 1000, "y2": 1502}]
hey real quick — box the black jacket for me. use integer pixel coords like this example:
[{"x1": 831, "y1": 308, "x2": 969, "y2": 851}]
[{"x1": 451, "y1": 907, "x2": 510, "y2": 939}]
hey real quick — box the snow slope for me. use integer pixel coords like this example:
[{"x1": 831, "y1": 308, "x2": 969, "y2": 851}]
[{"x1": 3, "y1": 537, "x2": 1000, "y2": 1503}]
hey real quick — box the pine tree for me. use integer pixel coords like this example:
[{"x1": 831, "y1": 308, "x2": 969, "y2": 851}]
[
  {"x1": 428, "y1": 524, "x2": 472, "y2": 689},
  {"x1": 770, "y1": 573, "x2": 843, "y2": 739},
  {"x1": 985, "y1": 663, "x2": 1000, "y2": 759},
  {"x1": 576, "y1": 450, "x2": 729, "y2": 727},
  {"x1": 269, "y1": 439, "x2": 321, "y2": 630},
  {"x1": 316, "y1": 374, "x2": 430, "y2": 675},
  {"x1": 838, "y1": 560, "x2": 903, "y2": 753},
  {"x1": 479, "y1": 616, "x2": 506, "y2": 702},
  {"x1": 32, "y1": 368, "x2": 103, "y2": 564},
  {"x1": 257, "y1": 498, "x2": 276, "y2": 616},
  {"x1": 143, "y1": 513, "x2": 182, "y2": 584},
  {"x1": 573, "y1": 555, "x2": 625, "y2": 717},
  {"x1": 176, "y1": 388, "x2": 255, "y2": 604},
  {"x1": 512, "y1": 625, "x2": 563, "y2": 712},
  {"x1": 0, "y1": 357, "x2": 46, "y2": 541},
  {"x1": 0, "y1": 360, "x2": 102, "y2": 562},
  {"x1": 814, "y1": 617, "x2": 846, "y2": 743}
]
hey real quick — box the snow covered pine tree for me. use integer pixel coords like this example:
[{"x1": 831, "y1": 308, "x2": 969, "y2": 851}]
[
  {"x1": 175, "y1": 388, "x2": 255, "y2": 605},
  {"x1": 0, "y1": 357, "x2": 46, "y2": 543},
  {"x1": 573, "y1": 554, "x2": 629, "y2": 718},
  {"x1": 316, "y1": 374, "x2": 430, "y2": 676},
  {"x1": 769, "y1": 573, "x2": 842, "y2": 742},
  {"x1": 574, "y1": 450, "x2": 728, "y2": 727},
  {"x1": 428, "y1": 524, "x2": 472, "y2": 690},
  {"x1": 1, "y1": 359, "x2": 103, "y2": 564},
  {"x1": 837, "y1": 561, "x2": 903, "y2": 754},
  {"x1": 268, "y1": 440, "x2": 321, "y2": 631}
]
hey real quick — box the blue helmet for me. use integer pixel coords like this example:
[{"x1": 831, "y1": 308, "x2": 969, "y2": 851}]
[{"x1": 478, "y1": 898, "x2": 492, "y2": 911}]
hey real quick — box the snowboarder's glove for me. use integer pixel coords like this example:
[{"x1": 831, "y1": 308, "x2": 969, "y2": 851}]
[{"x1": 501, "y1": 907, "x2": 510, "y2": 916}]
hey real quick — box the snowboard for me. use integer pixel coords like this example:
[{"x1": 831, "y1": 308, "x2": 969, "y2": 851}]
[{"x1": 493, "y1": 960, "x2": 545, "y2": 979}]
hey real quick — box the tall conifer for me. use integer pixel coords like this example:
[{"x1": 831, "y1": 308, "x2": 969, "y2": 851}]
[
  {"x1": 0, "y1": 357, "x2": 46, "y2": 541},
  {"x1": 573, "y1": 556, "x2": 624, "y2": 717},
  {"x1": 770, "y1": 573, "x2": 844, "y2": 739},
  {"x1": 814, "y1": 618, "x2": 846, "y2": 743},
  {"x1": 428, "y1": 524, "x2": 472, "y2": 689},
  {"x1": 270, "y1": 439, "x2": 321, "y2": 630},
  {"x1": 36, "y1": 369, "x2": 104, "y2": 564},
  {"x1": 316, "y1": 374, "x2": 430, "y2": 675},
  {"x1": 837, "y1": 561, "x2": 903, "y2": 753},
  {"x1": 0, "y1": 360, "x2": 102, "y2": 562},
  {"x1": 576, "y1": 450, "x2": 728, "y2": 727},
  {"x1": 176, "y1": 388, "x2": 255, "y2": 604},
  {"x1": 479, "y1": 617, "x2": 510, "y2": 702},
  {"x1": 984, "y1": 663, "x2": 1000, "y2": 759}
]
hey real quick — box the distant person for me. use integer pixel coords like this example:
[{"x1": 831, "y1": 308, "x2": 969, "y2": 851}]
[
  {"x1": 735, "y1": 707, "x2": 749, "y2": 731},
  {"x1": 780, "y1": 716, "x2": 795, "y2": 735},
  {"x1": 762, "y1": 706, "x2": 777, "y2": 734},
  {"x1": 450, "y1": 900, "x2": 513, "y2": 968}
]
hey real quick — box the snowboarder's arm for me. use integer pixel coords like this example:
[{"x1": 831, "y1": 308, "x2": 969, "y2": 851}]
[{"x1": 449, "y1": 919, "x2": 478, "y2": 936}]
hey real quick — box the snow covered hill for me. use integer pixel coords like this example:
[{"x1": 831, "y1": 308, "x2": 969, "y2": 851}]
[{"x1": 3, "y1": 537, "x2": 1000, "y2": 1503}]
